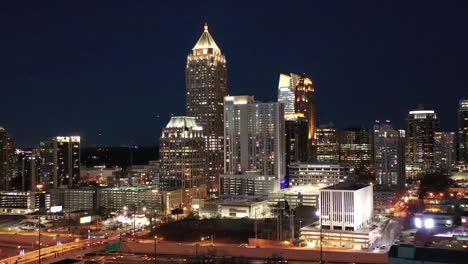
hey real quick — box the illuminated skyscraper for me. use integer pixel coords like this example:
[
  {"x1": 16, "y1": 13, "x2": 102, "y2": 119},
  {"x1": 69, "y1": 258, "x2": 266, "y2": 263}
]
[
  {"x1": 434, "y1": 132, "x2": 456, "y2": 170},
  {"x1": 295, "y1": 75, "x2": 316, "y2": 161},
  {"x1": 224, "y1": 96, "x2": 285, "y2": 178},
  {"x1": 186, "y1": 24, "x2": 227, "y2": 194},
  {"x1": 285, "y1": 115, "x2": 309, "y2": 167},
  {"x1": 0, "y1": 127, "x2": 14, "y2": 190},
  {"x1": 339, "y1": 127, "x2": 372, "y2": 170},
  {"x1": 316, "y1": 123, "x2": 339, "y2": 163},
  {"x1": 372, "y1": 120, "x2": 405, "y2": 190},
  {"x1": 40, "y1": 136, "x2": 81, "y2": 188},
  {"x1": 405, "y1": 109, "x2": 439, "y2": 178},
  {"x1": 21, "y1": 155, "x2": 41, "y2": 192},
  {"x1": 278, "y1": 73, "x2": 300, "y2": 117},
  {"x1": 56, "y1": 136, "x2": 81, "y2": 188},
  {"x1": 459, "y1": 100, "x2": 468, "y2": 163},
  {"x1": 159, "y1": 116, "x2": 206, "y2": 191}
]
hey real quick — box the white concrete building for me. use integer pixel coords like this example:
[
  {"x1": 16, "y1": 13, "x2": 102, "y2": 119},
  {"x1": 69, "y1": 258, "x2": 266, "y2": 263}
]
[{"x1": 320, "y1": 182, "x2": 373, "y2": 231}]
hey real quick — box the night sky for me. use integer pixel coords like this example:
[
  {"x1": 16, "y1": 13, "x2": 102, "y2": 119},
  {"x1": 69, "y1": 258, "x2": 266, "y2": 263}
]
[{"x1": 1, "y1": 1, "x2": 467, "y2": 147}]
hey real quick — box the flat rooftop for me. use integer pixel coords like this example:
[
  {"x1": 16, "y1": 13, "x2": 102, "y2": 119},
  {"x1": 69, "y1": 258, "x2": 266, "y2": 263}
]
[{"x1": 321, "y1": 181, "x2": 369, "y2": 191}]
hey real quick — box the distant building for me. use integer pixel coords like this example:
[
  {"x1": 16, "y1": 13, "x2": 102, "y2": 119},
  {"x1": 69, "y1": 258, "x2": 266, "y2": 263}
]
[
  {"x1": 79, "y1": 166, "x2": 121, "y2": 186},
  {"x1": 289, "y1": 163, "x2": 351, "y2": 186},
  {"x1": 38, "y1": 136, "x2": 81, "y2": 188},
  {"x1": 159, "y1": 116, "x2": 206, "y2": 191},
  {"x1": 434, "y1": 132, "x2": 456, "y2": 170},
  {"x1": 99, "y1": 186, "x2": 163, "y2": 213},
  {"x1": 0, "y1": 191, "x2": 49, "y2": 214},
  {"x1": 199, "y1": 197, "x2": 271, "y2": 219},
  {"x1": 224, "y1": 96, "x2": 285, "y2": 178},
  {"x1": 405, "y1": 109, "x2": 439, "y2": 178},
  {"x1": 284, "y1": 114, "x2": 309, "y2": 168},
  {"x1": 373, "y1": 120, "x2": 405, "y2": 191},
  {"x1": 339, "y1": 127, "x2": 372, "y2": 169},
  {"x1": 21, "y1": 155, "x2": 41, "y2": 192},
  {"x1": 373, "y1": 187, "x2": 399, "y2": 215},
  {"x1": 459, "y1": 100, "x2": 468, "y2": 164},
  {"x1": 220, "y1": 174, "x2": 277, "y2": 196},
  {"x1": 186, "y1": 24, "x2": 227, "y2": 194},
  {"x1": 161, "y1": 185, "x2": 207, "y2": 215},
  {"x1": 277, "y1": 73, "x2": 300, "y2": 116},
  {"x1": 0, "y1": 127, "x2": 14, "y2": 190},
  {"x1": 316, "y1": 123, "x2": 339, "y2": 163},
  {"x1": 295, "y1": 75, "x2": 317, "y2": 161},
  {"x1": 319, "y1": 181, "x2": 373, "y2": 231},
  {"x1": 50, "y1": 188, "x2": 97, "y2": 212},
  {"x1": 268, "y1": 185, "x2": 325, "y2": 208}
]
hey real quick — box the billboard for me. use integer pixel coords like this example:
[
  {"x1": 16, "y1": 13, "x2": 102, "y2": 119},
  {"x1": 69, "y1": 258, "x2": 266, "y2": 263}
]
[
  {"x1": 80, "y1": 216, "x2": 92, "y2": 224},
  {"x1": 50, "y1": 206, "x2": 63, "y2": 213}
]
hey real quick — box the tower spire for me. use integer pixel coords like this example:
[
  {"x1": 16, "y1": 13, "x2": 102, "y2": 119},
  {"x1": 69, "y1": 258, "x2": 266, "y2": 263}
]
[{"x1": 204, "y1": 22, "x2": 208, "y2": 32}]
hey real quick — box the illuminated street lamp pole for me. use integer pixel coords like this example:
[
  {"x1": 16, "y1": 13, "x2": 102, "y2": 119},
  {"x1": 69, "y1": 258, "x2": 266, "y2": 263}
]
[
  {"x1": 153, "y1": 235, "x2": 157, "y2": 264},
  {"x1": 316, "y1": 211, "x2": 323, "y2": 264},
  {"x1": 38, "y1": 216, "x2": 42, "y2": 264}
]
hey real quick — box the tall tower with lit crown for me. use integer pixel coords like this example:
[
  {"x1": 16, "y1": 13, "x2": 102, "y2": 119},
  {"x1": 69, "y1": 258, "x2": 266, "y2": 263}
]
[
  {"x1": 186, "y1": 24, "x2": 227, "y2": 194},
  {"x1": 295, "y1": 75, "x2": 316, "y2": 161}
]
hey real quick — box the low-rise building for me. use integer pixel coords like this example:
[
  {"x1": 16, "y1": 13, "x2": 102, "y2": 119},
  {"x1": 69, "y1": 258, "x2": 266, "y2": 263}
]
[
  {"x1": 99, "y1": 186, "x2": 163, "y2": 213},
  {"x1": 289, "y1": 163, "x2": 351, "y2": 186},
  {"x1": 161, "y1": 185, "x2": 207, "y2": 215},
  {"x1": 374, "y1": 187, "x2": 399, "y2": 215},
  {"x1": 0, "y1": 191, "x2": 49, "y2": 214},
  {"x1": 268, "y1": 185, "x2": 326, "y2": 208},
  {"x1": 199, "y1": 197, "x2": 271, "y2": 219},
  {"x1": 220, "y1": 174, "x2": 277, "y2": 196},
  {"x1": 50, "y1": 188, "x2": 97, "y2": 212}
]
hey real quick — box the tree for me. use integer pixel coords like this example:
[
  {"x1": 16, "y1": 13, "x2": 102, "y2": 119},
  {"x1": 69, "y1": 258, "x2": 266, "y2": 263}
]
[
  {"x1": 418, "y1": 171, "x2": 455, "y2": 199},
  {"x1": 355, "y1": 165, "x2": 375, "y2": 184}
]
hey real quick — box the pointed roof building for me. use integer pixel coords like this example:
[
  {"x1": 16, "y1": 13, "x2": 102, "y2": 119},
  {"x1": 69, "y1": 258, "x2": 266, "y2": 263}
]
[{"x1": 192, "y1": 23, "x2": 220, "y2": 51}]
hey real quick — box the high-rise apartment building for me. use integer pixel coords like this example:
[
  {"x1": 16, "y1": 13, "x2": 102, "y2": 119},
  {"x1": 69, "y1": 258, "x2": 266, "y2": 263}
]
[
  {"x1": 39, "y1": 136, "x2": 81, "y2": 188},
  {"x1": 278, "y1": 73, "x2": 300, "y2": 117},
  {"x1": 186, "y1": 24, "x2": 227, "y2": 194},
  {"x1": 285, "y1": 114, "x2": 309, "y2": 167},
  {"x1": 434, "y1": 132, "x2": 456, "y2": 170},
  {"x1": 405, "y1": 109, "x2": 439, "y2": 178},
  {"x1": 372, "y1": 120, "x2": 405, "y2": 190},
  {"x1": 316, "y1": 123, "x2": 339, "y2": 163},
  {"x1": 0, "y1": 127, "x2": 14, "y2": 190},
  {"x1": 159, "y1": 116, "x2": 206, "y2": 191},
  {"x1": 458, "y1": 100, "x2": 468, "y2": 163},
  {"x1": 21, "y1": 155, "x2": 41, "y2": 192},
  {"x1": 339, "y1": 127, "x2": 372, "y2": 170},
  {"x1": 224, "y1": 96, "x2": 285, "y2": 178},
  {"x1": 295, "y1": 75, "x2": 317, "y2": 161}
]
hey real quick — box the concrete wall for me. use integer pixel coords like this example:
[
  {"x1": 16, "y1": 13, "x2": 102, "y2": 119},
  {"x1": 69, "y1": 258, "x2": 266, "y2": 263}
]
[{"x1": 123, "y1": 241, "x2": 388, "y2": 263}]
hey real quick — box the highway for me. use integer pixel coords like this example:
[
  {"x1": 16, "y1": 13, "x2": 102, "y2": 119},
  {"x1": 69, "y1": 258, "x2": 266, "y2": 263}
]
[{"x1": 0, "y1": 238, "x2": 109, "y2": 264}]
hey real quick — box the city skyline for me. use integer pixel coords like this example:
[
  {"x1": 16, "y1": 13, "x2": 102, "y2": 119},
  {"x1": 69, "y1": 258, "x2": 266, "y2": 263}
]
[{"x1": 1, "y1": 1, "x2": 467, "y2": 147}]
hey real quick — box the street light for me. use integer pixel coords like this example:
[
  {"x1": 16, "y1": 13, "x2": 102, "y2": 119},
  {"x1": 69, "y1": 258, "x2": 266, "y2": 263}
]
[
  {"x1": 154, "y1": 235, "x2": 157, "y2": 264},
  {"x1": 315, "y1": 211, "x2": 328, "y2": 264}
]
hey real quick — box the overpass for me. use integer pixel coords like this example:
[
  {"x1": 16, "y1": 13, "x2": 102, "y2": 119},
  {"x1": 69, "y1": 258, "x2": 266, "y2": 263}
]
[{"x1": 0, "y1": 238, "x2": 110, "y2": 264}]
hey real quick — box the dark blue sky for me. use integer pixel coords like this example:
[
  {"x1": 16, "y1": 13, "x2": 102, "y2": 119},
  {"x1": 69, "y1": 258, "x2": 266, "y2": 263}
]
[{"x1": 1, "y1": 1, "x2": 467, "y2": 147}]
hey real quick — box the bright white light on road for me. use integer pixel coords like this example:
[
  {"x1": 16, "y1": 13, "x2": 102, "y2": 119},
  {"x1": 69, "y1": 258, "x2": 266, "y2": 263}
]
[
  {"x1": 414, "y1": 217, "x2": 422, "y2": 228},
  {"x1": 424, "y1": 218, "x2": 434, "y2": 229}
]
